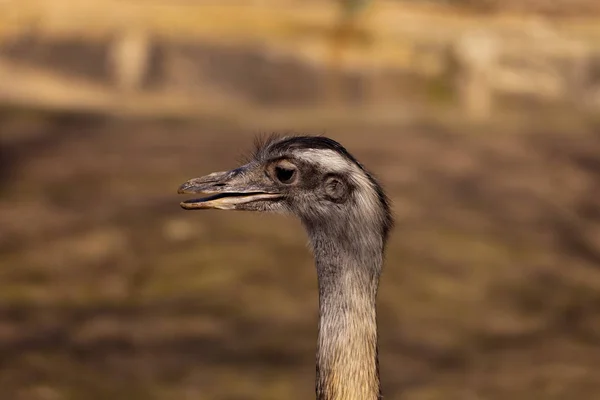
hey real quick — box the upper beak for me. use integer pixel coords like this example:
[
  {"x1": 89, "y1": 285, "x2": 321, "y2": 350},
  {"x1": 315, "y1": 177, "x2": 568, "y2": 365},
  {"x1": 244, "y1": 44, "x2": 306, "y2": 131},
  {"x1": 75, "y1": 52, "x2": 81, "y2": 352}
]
[{"x1": 177, "y1": 167, "x2": 282, "y2": 210}]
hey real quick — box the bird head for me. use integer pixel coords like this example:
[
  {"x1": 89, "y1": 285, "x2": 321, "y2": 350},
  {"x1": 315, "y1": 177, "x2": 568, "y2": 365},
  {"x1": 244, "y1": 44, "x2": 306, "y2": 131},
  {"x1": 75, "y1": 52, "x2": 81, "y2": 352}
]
[{"x1": 178, "y1": 135, "x2": 392, "y2": 241}]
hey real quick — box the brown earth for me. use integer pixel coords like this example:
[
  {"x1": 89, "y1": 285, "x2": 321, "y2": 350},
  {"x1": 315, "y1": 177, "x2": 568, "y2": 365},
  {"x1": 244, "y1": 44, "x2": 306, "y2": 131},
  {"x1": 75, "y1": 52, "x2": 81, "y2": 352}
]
[{"x1": 1, "y1": 107, "x2": 599, "y2": 399}]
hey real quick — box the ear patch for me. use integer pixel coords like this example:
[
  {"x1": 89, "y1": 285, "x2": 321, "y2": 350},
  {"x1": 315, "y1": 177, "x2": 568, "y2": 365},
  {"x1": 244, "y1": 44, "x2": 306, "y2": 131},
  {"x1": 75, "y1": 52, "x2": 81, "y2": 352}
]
[{"x1": 324, "y1": 175, "x2": 350, "y2": 203}]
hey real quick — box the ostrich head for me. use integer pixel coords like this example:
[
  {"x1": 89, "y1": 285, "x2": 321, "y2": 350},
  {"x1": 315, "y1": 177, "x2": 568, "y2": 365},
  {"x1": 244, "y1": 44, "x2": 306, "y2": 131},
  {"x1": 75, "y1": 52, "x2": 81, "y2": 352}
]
[{"x1": 179, "y1": 135, "x2": 392, "y2": 247}]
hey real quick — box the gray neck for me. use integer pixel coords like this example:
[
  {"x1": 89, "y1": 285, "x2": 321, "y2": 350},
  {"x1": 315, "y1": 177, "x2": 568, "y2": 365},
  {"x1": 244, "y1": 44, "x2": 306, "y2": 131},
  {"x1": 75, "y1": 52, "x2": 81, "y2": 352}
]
[{"x1": 307, "y1": 223, "x2": 383, "y2": 400}]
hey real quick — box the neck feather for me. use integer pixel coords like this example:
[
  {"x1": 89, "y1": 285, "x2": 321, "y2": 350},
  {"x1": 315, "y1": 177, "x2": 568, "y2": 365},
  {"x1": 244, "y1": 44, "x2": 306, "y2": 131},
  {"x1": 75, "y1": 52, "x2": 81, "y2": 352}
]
[{"x1": 308, "y1": 224, "x2": 383, "y2": 400}]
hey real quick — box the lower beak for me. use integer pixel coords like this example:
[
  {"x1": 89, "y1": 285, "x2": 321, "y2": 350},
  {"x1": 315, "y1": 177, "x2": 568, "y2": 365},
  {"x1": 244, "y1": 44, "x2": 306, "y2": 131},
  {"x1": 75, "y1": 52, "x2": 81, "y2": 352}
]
[
  {"x1": 179, "y1": 192, "x2": 281, "y2": 210},
  {"x1": 177, "y1": 171, "x2": 281, "y2": 210}
]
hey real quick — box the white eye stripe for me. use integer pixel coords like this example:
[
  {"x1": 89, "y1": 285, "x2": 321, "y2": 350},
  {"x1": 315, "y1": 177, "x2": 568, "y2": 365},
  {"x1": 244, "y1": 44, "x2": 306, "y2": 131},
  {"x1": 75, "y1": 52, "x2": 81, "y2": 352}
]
[{"x1": 295, "y1": 149, "x2": 354, "y2": 173}]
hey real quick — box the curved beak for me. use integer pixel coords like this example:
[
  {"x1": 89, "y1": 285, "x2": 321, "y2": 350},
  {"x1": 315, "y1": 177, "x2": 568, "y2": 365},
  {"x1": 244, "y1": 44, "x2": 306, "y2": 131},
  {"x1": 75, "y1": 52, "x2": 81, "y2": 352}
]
[{"x1": 178, "y1": 167, "x2": 282, "y2": 210}]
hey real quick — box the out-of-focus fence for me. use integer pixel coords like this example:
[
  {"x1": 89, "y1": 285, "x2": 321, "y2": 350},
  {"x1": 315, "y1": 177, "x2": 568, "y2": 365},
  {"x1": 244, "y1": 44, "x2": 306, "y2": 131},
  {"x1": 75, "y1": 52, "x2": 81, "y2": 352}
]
[{"x1": 0, "y1": 0, "x2": 599, "y2": 119}]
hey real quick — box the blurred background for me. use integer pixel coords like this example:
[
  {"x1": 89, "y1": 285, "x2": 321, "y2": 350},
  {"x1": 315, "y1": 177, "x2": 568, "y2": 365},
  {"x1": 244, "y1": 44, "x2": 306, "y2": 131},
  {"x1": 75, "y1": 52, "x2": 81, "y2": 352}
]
[{"x1": 1, "y1": 0, "x2": 600, "y2": 399}]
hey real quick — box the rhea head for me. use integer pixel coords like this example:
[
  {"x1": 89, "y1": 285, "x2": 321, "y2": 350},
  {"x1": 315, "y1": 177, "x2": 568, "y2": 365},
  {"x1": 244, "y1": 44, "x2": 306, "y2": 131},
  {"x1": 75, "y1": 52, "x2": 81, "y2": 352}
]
[
  {"x1": 178, "y1": 135, "x2": 392, "y2": 246},
  {"x1": 178, "y1": 135, "x2": 393, "y2": 400}
]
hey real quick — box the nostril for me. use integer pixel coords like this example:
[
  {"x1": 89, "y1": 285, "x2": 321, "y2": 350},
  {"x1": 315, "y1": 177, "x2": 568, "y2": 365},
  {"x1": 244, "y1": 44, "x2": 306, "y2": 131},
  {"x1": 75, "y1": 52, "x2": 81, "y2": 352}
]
[{"x1": 214, "y1": 183, "x2": 226, "y2": 187}]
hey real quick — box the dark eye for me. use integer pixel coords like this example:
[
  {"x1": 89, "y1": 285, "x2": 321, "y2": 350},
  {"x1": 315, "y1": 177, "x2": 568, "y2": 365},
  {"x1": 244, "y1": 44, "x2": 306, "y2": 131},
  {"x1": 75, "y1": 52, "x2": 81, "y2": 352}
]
[{"x1": 275, "y1": 166, "x2": 296, "y2": 184}]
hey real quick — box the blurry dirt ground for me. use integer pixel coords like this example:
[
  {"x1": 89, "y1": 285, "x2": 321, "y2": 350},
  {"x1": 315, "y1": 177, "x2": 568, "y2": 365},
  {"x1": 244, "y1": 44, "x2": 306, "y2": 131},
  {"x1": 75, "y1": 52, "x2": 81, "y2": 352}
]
[{"x1": 1, "y1": 109, "x2": 600, "y2": 399}]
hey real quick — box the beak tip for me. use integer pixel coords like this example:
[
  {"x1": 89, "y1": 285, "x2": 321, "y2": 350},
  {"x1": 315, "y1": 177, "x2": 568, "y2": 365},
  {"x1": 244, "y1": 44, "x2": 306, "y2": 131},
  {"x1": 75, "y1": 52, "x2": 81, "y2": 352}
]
[
  {"x1": 180, "y1": 201, "x2": 194, "y2": 209},
  {"x1": 178, "y1": 181, "x2": 193, "y2": 194}
]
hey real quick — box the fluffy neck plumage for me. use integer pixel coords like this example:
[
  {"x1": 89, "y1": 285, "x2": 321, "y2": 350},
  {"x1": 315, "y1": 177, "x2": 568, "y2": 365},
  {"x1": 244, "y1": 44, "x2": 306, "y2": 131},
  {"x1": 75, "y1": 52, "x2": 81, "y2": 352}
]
[{"x1": 306, "y1": 220, "x2": 384, "y2": 400}]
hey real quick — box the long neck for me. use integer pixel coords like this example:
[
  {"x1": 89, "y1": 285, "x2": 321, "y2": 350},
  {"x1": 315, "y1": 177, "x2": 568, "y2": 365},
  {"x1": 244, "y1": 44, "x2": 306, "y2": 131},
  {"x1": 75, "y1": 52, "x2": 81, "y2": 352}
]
[{"x1": 308, "y1": 224, "x2": 383, "y2": 400}]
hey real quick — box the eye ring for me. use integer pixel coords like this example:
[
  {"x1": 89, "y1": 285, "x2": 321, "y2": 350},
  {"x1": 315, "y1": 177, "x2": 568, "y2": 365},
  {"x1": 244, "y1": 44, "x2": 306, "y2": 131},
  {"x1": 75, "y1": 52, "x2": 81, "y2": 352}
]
[
  {"x1": 268, "y1": 159, "x2": 299, "y2": 185},
  {"x1": 274, "y1": 165, "x2": 296, "y2": 184}
]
